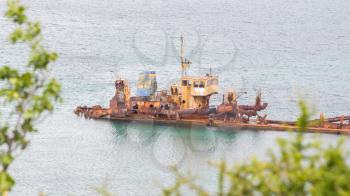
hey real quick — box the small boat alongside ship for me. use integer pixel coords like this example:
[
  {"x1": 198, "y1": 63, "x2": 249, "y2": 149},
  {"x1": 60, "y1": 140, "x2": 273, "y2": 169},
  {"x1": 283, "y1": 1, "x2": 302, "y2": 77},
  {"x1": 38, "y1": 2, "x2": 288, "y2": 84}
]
[{"x1": 74, "y1": 36, "x2": 350, "y2": 134}]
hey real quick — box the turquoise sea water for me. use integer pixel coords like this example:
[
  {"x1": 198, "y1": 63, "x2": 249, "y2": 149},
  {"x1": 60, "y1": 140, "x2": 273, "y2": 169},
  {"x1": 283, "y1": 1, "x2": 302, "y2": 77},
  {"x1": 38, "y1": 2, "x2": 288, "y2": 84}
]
[{"x1": 1, "y1": 0, "x2": 350, "y2": 195}]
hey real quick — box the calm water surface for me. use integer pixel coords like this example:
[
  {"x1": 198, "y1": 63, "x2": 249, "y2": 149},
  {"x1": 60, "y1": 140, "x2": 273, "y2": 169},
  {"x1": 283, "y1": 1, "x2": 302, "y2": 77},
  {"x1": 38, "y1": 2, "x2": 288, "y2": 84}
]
[{"x1": 1, "y1": 0, "x2": 350, "y2": 195}]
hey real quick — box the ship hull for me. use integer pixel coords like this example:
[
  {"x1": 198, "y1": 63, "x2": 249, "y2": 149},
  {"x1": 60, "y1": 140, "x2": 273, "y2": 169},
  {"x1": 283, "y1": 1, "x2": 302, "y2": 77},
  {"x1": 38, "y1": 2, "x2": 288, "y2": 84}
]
[{"x1": 78, "y1": 113, "x2": 350, "y2": 135}]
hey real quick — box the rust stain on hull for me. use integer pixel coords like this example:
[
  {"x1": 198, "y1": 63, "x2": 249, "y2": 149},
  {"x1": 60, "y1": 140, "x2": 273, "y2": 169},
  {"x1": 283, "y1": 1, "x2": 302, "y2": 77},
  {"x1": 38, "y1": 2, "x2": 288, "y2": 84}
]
[{"x1": 74, "y1": 106, "x2": 350, "y2": 135}]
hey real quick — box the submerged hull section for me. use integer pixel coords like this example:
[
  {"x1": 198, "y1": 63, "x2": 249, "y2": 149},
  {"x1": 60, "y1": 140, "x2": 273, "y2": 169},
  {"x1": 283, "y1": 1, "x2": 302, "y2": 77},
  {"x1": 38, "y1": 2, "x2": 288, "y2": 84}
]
[{"x1": 74, "y1": 106, "x2": 350, "y2": 134}]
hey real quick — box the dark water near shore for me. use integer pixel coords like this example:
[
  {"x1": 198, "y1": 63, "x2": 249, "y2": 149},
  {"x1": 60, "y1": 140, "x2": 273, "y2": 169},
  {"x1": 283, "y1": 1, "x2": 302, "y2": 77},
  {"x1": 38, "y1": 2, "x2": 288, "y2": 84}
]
[{"x1": 1, "y1": 0, "x2": 350, "y2": 195}]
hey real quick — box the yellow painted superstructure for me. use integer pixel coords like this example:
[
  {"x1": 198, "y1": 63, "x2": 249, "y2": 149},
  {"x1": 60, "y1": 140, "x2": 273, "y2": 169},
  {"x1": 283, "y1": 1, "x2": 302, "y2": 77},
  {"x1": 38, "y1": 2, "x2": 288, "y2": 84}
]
[
  {"x1": 175, "y1": 35, "x2": 219, "y2": 110},
  {"x1": 179, "y1": 75, "x2": 218, "y2": 109}
]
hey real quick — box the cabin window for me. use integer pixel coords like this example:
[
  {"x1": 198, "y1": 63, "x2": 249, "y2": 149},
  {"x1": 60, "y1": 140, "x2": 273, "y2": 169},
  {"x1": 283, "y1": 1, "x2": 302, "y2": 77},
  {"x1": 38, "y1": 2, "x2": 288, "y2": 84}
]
[
  {"x1": 194, "y1": 81, "x2": 205, "y2": 88},
  {"x1": 193, "y1": 81, "x2": 199, "y2": 87},
  {"x1": 182, "y1": 80, "x2": 188, "y2": 86}
]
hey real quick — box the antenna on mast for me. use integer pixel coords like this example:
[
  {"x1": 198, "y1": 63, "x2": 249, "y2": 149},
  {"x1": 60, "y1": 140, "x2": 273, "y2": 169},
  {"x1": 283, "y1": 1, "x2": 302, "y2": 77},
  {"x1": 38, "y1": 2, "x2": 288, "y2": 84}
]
[
  {"x1": 180, "y1": 34, "x2": 184, "y2": 76},
  {"x1": 180, "y1": 34, "x2": 191, "y2": 77},
  {"x1": 209, "y1": 64, "x2": 212, "y2": 76}
]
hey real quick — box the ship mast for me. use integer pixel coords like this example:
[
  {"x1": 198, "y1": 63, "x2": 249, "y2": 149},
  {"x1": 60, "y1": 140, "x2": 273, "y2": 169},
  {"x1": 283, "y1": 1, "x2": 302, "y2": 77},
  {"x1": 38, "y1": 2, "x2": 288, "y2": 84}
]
[
  {"x1": 180, "y1": 35, "x2": 184, "y2": 76},
  {"x1": 180, "y1": 35, "x2": 191, "y2": 77}
]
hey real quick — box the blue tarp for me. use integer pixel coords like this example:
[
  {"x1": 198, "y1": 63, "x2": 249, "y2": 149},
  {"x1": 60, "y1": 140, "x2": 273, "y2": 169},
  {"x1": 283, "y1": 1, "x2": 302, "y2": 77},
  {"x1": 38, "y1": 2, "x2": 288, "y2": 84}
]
[{"x1": 136, "y1": 88, "x2": 152, "y2": 97}]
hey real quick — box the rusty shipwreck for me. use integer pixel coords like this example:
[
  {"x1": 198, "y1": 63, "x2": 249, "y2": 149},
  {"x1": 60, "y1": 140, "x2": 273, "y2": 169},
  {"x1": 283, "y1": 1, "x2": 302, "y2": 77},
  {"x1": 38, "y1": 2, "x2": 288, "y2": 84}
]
[{"x1": 74, "y1": 36, "x2": 350, "y2": 134}]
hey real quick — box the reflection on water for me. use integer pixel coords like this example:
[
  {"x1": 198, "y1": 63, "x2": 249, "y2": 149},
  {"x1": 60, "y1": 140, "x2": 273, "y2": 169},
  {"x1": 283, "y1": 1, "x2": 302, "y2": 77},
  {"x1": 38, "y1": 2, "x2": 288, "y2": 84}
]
[
  {"x1": 113, "y1": 121, "x2": 158, "y2": 146},
  {"x1": 112, "y1": 121, "x2": 236, "y2": 152},
  {"x1": 111, "y1": 121, "x2": 263, "y2": 169},
  {"x1": 111, "y1": 120, "x2": 350, "y2": 172}
]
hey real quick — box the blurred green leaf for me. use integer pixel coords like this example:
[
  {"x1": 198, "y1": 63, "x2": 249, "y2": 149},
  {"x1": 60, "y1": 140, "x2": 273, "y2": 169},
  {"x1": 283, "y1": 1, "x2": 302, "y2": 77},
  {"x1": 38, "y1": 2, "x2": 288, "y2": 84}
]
[
  {"x1": 0, "y1": 0, "x2": 61, "y2": 193},
  {"x1": 163, "y1": 101, "x2": 350, "y2": 195},
  {"x1": 0, "y1": 172, "x2": 15, "y2": 193}
]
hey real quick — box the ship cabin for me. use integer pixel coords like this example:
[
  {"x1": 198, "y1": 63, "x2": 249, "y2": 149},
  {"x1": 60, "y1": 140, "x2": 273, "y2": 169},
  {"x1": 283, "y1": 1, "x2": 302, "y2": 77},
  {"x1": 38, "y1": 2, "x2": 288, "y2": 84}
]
[
  {"x1": 179, "y1": 74, "x2": 219, "y2": 110},
  {"x1": 109, "y1": 79, "x2": 130, "y2": 115}
]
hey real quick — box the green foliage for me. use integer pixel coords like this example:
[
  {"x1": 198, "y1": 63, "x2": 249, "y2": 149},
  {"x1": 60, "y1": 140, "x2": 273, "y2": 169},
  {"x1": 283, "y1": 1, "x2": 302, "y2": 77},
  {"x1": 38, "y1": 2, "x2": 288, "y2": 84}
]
[
  {"x1": 163, "y1": 168, "x2": 209, "y2": 196},
  {"x1": 0, "y1": 0, "x2": 61, "y2": 193},
  {"x1": 93, "y1": 182, "x2": 115, "y2": 196},
  {"x1": 0, "y1": 172, "x2": 14, "y2": 193},
  {"x1": 163, "y1": 101, "x2": 350, "y2": 195}
]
